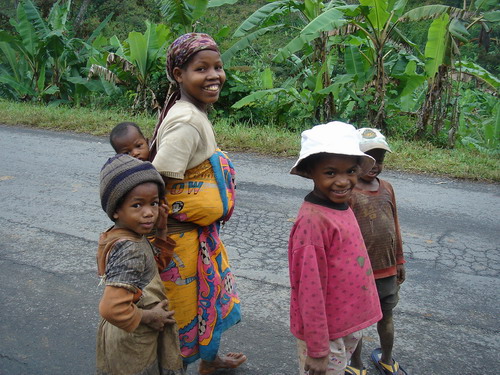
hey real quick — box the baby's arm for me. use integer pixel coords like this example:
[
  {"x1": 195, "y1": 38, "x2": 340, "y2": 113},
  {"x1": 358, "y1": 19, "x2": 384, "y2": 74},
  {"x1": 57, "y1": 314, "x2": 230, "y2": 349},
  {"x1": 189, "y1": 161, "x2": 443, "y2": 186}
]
[
  {"x1": 155, "y1": 202, "x2": 169, "y2": 240},
  {"x1": 151, "y1": 202, "x2": 176, "y2": 271}
]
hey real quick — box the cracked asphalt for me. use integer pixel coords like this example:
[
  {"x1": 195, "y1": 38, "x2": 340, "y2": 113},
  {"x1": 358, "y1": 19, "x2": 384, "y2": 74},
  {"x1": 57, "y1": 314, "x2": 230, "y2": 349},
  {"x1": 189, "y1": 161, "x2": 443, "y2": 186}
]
[{"x1": 0, "y1": 124, "x2": 498, "y2": 375}]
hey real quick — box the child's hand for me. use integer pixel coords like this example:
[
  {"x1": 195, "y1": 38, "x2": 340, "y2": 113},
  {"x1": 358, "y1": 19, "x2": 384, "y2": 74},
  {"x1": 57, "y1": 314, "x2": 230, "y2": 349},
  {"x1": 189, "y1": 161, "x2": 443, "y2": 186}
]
[
  {"x1": 397, "y1": 264, "x2": 406, "y2": 284},
  {"x1": 155, "y1": 201, "x2": 169, "y2": 239},
  {"x1": 141, "y1": 300, "x2": 176, "y2": 331},
  {"x1": 304, "y1": 355, "x2": 329, "y2": 375}
]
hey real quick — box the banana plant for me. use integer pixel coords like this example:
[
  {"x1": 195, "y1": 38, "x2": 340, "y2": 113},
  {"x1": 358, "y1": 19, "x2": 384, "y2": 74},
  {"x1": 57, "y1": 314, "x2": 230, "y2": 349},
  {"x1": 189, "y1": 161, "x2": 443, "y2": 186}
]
[
  {"x1": 398, "y1": 2, "x2": 497, "y2": 140},
  {"x1": 155, "y1": 0, "x2": 238, "y2": 33},
  {"x1": 0, "y1": 0, "x2": 112, "y2": 103},
  {"x1": 228, "y1": 0, "x2": 354, "y2": 123},
  {"x1": 88, "y1": 21, "x2": 171, "y2": 112},
  {"x1": 227, "y1": 0, "x2": 421, "y2": 128}
]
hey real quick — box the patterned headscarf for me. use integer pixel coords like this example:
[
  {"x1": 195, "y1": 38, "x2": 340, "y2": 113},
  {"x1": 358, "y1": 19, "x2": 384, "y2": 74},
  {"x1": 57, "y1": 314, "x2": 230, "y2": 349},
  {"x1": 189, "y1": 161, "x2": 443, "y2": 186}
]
[
  {"x1": 166, "y1": 33, "x2": 220, "y2": 83},
  {"x1": 149, "y1": 33, "x2": 220, "y2": 162}
]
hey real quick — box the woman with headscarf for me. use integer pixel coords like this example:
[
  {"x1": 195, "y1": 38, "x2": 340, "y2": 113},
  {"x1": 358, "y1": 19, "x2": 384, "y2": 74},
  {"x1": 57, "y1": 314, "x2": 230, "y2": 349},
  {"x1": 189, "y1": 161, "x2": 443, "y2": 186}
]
[{"x1": 149, "y1": 33, "x2": 246, "y2": 375}]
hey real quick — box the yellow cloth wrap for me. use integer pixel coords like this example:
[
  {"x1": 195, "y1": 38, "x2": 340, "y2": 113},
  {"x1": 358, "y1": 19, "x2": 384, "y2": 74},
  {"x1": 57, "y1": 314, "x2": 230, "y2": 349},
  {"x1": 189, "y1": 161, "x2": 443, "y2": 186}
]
[{"x1": 166, "y1": 159, "x2": 225, "y2": 227}]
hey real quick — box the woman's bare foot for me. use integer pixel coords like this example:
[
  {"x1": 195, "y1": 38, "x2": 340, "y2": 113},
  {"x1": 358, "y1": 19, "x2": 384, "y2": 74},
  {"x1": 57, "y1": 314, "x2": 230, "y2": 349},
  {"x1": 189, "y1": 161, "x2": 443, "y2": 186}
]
[{"x1": 198, "y1": 353, "x2": 247, "y2": 374}]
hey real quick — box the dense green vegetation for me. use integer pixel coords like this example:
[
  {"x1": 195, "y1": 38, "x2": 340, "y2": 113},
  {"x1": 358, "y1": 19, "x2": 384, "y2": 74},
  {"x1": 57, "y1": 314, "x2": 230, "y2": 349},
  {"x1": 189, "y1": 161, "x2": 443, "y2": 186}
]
[
  {"x1": 2, "y1": 99, "x2": 498, "y2": 181},
  {"x1": 0, "y1": 0, "x2": 498, "y2": 174}
]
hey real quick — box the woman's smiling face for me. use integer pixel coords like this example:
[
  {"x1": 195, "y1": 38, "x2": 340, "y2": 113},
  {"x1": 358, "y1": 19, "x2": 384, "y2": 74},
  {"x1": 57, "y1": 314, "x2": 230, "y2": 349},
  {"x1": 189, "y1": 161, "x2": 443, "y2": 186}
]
[{"x1": 173, "y1": 49, "x2": 226, "y2": 111}]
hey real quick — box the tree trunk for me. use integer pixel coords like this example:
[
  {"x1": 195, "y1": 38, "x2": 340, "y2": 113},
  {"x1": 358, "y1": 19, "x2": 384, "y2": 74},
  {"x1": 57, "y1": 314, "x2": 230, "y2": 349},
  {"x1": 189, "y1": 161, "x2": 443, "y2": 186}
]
[
  {"x1": 416, "y1": 65, "x2": 448, "y2": 139},
  {"x1": 368, "y1": 49, "x2": 387, "y2": 131},
  {"x1": 73, "y1": 0, "x2": 91, "y2": 35}
]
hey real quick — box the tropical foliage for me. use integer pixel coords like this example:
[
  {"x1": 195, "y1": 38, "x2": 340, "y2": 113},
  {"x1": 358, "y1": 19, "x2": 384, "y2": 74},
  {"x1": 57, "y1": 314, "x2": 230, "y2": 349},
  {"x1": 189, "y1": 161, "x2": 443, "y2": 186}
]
[
  {"x1": 88, "y1": 21, "x2": 171, "y2": 112},
  {"x1": 0, "y1": 0, "x2": 498, "y2": 155},
  {"x1": 0, "y1": 0, "x2": 112, "y2": 104}
]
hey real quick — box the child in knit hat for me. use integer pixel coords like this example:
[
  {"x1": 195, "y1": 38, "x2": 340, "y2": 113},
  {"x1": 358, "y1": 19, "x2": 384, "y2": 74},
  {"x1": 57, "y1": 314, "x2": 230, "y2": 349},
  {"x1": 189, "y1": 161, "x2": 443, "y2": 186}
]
[
  {"x1": 96, "y1": 154, "x2": 184, "y2": 375},
  {"x1": 109, "y1": 122, "x2": 150, "y2": 161}
]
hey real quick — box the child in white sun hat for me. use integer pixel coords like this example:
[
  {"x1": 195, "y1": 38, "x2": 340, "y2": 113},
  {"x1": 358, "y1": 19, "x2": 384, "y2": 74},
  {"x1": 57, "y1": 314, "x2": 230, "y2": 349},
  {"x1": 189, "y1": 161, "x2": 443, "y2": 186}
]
[{"x1": 288, "y1": 121, "x2": 382, "y2": 375}]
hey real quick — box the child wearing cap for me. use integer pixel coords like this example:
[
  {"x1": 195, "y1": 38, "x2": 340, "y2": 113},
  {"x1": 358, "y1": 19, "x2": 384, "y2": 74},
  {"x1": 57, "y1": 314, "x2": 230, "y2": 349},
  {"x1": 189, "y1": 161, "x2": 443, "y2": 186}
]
[
  {"x1": 347, "y1": 128, "x2": 407, "y2": 375},
  {"x1": 96, "y1": 154, "x2": 184, "y2": 375},
  {"x1": 288, "y1": 122, "x2": 382, "y2": 375}
]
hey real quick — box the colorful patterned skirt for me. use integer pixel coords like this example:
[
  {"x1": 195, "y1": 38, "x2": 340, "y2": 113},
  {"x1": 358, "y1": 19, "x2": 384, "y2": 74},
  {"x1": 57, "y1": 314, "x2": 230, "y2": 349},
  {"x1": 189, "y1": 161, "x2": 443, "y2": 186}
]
[{"x1": 160, "y1": 150, "x2": 240, "y2": 363}]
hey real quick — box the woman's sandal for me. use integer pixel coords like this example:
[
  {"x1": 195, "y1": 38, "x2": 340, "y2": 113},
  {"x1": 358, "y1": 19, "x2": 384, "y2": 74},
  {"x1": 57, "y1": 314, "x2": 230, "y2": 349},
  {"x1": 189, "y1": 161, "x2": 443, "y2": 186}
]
[
  {"x1": 371, "y1": 348, "x2": 408, "y2": 375},
  {"x1": 198, "y1": 353, "x2": 247, "y2": 375},
  {"x1": 345, "y1": 365, "x2": 368, "y2": 375}
]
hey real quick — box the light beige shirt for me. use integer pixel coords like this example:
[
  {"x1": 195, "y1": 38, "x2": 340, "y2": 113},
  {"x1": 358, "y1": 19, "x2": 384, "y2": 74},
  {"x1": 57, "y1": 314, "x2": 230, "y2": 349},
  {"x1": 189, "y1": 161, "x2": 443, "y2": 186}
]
[{"x1": 152, "y1": 100, "x2": 217, "y2": 179}]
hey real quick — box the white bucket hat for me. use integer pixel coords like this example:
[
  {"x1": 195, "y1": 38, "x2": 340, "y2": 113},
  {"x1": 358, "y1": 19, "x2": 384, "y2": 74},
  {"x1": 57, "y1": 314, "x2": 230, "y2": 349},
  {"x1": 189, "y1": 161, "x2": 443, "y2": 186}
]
[
  {"x1": 358, "y1": 127, "x2": 392, "y2": 153},
  {"x1": 290, "y1": 121, "x2": 375, "y2": 178}
]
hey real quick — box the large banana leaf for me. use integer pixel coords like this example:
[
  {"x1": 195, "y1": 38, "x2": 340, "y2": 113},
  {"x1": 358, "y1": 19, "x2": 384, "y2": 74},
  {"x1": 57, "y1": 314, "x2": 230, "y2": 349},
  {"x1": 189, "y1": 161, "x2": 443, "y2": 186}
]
[
  {"x1": 231, "y1": 88, "x2": 290, "y2": 109},
  {"x1": 233, "y1": 0, "x2": 290, "y2": 38},
  {"x1": 222, "y1": 25, "x2": 283, "y2": 64},
  {"x1": 186, "y1": 0, "x2": 209, "y2": 21},
  {"x1": 449, "y1": 18, "x2": 470, "y2": 43},
  {"x1": 15, "y1": 4, "x2": 39, "y2": 60},
  {"x1": 157, "y1": 0, "x2": 193, "y2": 32},
  {"x1": 344, "y1": 45, "x2": 364, "y2": 78},
  {"x1": 395, "y1": 60, "x2": 426, "y2": 110},
  {"x1": 273, "y1": 8, "x2": 347, "y2": 63},
  {"x1": 88, "y1": 64, "x2": 124, "y2": 84},
  {"x1": 0, "y1": 72, "x2": 36, "y2": 96},
  {"x1": 399, "y1": 5, "x2": 473, "y2": 23},
  {"x1": 48, "y1": 0, "x2": 71, "y2": 32},
  {"x1": 262, "y1": 67, "x2": 274, "y2": 90},
  {"x1": 23, "y1": 0, "x2": 50, "y2": 36},
  {"x1": 0, "y1": 42, "x2": 20, "y2": 82},
  {"x1": 360, "y1": 0, "x2": 390, "y2": 32},
  {"x1": 390, "y1": 0, "x2": 409, "y2": 18},
  {"x1": 208, "y1": 0, "x2": 239, "y2": 6},
  {"x1": 127, "y1": 32, "x2": 148, "y2": 81},
  {"x1": 455, "y1": 61, "x2": 500, "y2": 91},
  {"x1": 86, "y1": 12, "x2": 114, "y2": 45},
  {"x1": 424, "y1": 13, "x2": 449, "y2": 78},
  {"x1": 125, "y1": 22, "x2": 169, "y2": 80},
  {"x1": 483, "y1": 10, "x2": 500, "y2": 22}
]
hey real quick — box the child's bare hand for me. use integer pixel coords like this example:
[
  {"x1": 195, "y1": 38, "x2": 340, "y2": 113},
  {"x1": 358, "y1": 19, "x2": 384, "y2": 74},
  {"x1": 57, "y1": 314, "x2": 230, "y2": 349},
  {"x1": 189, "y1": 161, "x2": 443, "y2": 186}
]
[
  {"x1": 304, "y1": 355, "x2": 329, "y2": 375},
  {"x1": 141, "y1": 300, "x2": 176, "y2": 331},
  {"x1": 155, "y1": 201, "x2": 169, "y2": 230},
  {"x1": 397, "y1": 264, "x2": 406, "y2": 284}
]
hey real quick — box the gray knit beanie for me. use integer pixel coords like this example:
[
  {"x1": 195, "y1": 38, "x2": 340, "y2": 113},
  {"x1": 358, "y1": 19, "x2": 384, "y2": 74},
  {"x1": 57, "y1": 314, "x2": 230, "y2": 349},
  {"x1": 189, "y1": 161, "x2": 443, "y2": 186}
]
[{"x1": 100, "y1": 154, "x2": 165, "y2": 220}]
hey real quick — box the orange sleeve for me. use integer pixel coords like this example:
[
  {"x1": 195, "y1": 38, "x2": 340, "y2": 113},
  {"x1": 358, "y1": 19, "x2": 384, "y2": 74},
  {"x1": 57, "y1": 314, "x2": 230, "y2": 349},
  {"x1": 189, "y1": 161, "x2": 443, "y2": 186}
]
[
  {"x1": 99, "y1": 285, "x2": 142, "y2": 332},
  {"x1": 150, "y1": 236, "x2": 176, "y2": 272}
]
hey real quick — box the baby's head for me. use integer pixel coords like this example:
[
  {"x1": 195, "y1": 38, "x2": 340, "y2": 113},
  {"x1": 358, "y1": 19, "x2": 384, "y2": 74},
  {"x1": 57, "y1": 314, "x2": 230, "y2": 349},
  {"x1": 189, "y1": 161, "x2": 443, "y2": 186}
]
[
  {"x1": 290, "y1": 122, "x2": 375, "y2": 204},
  {"x1": 358, "y1": 128, "x2": 392, "y2": 183},
  {"x1": 100, "y1": 154, "x2": 165, "y2": 234},
  {"x1": 110, "y1": 122, "x2": 149, "y2": 161}
]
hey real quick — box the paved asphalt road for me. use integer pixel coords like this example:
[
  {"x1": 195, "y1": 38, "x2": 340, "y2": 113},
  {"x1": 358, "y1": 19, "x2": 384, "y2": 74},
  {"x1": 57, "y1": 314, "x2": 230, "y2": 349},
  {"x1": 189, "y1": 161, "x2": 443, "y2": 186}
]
[{"x1": 0, "y1": 124, "x2": 498, "y2": 375}]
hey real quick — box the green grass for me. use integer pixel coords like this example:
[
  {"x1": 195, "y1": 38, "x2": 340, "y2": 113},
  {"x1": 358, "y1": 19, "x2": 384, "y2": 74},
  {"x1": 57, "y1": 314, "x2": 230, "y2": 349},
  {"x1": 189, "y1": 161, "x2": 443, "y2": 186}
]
[{"x1": 1, "y1": 100, "x2": 498, "y2": 182}]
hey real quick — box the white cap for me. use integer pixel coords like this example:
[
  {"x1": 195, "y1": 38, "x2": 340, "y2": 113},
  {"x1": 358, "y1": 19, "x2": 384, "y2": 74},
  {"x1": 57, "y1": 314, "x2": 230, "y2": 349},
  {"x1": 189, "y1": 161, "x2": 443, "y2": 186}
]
[
  {"x1": 358, "y1": 128, "x2": 392, "y2": 153},
  {"x1": 290, "y1": 121, "x2": 375, "y2": 178}
]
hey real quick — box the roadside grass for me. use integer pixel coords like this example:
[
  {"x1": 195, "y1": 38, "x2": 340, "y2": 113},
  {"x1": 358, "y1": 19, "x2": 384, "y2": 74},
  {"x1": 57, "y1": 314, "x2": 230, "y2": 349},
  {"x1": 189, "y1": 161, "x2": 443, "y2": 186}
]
[{"x1": 1, "y1": 100, "x2": 498, "y2": 182}]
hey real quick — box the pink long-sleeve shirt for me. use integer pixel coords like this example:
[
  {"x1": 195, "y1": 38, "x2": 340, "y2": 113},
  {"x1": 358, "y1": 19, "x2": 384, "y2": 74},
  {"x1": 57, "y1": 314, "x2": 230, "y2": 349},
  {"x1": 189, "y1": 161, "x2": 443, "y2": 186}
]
[{"x1": 288, "y1": 193, "x2": 382, "y2": 358}]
